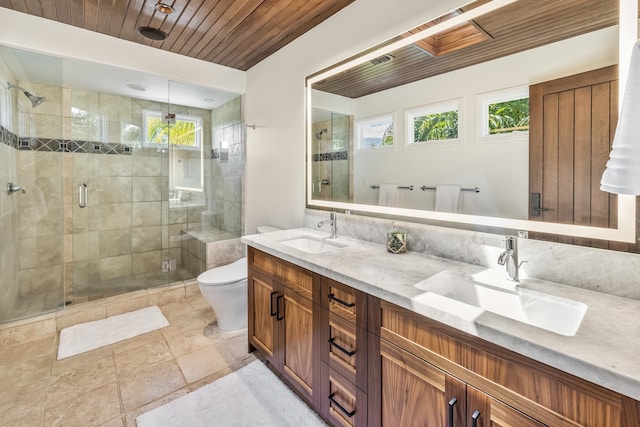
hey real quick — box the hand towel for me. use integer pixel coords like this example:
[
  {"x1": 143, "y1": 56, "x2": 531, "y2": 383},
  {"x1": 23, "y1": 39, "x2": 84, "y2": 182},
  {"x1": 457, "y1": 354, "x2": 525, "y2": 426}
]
[
  {"x1": 378, "y1": 184, "x2": 399, "y2": 207},
  {"x1": 435, "y1": 184, "x2": 461, "y2": 213},
  {"x1": 601, "y1": 40, "x2": 640, "y2": 193}
]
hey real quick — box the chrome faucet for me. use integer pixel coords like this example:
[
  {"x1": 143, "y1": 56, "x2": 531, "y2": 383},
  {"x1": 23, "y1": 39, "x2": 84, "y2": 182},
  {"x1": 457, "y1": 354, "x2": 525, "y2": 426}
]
[
  {"x1": 317, "y1": 212, "x2": 337, "y2": 238},
  {"x1": 497, "y1": 236, "x2": 525, "y2": 282}
]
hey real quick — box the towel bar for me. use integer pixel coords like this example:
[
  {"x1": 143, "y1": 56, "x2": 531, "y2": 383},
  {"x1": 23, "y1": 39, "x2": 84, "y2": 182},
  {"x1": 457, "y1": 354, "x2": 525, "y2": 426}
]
[
  {"x1": 421, "y1": 186, "x2": 480, "y2": 193},
  {"x1": 371, "y1": 185, "x2": 414, "y2": 190}
]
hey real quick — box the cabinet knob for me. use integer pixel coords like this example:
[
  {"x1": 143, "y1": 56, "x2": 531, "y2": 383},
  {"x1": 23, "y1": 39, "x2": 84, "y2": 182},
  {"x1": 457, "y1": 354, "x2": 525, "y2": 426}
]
[
  {"x1": 471, "y1": 410, "x2": 481, "y2": 427},
  {"x1": 328, "y1": 393, "x2": 356, "y2": 418},
  {"x1": 276, "y1": 295, "x2": 284, "y2": 321},
  {"x1": 328, "y1": 337, "x2": 356, "y2": 357},
  {"x1": 448, "y1": 397, "x2": 457, "y2": 427},
  {"x1": 328, "y1": 293, "x2": 355, "y2": 308},
  {"x1": 270, "y1": 291, "x2": 278, "y2": 317}
]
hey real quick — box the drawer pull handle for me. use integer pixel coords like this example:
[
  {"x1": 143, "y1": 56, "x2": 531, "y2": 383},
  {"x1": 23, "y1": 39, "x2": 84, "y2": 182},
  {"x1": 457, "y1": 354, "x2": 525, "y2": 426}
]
[
  {"x1": 276, "y1": 295, "x2": 284, "y2": 321},
  {"x1": 328, "y1": 337, "x2": 356, "y2": 356},
  {"x1": 448, "y1": 397, "x2": 457, "y2": 427},
  {"x1": 328, "y1": 293, "x2": 355, "y2": 308},
  {"x1": 269, "y1": 291, "x2": 277, "y2": 317},
  {"x1": 471, "y1": 410, "x2": 481, "y2": 427},
  {"x1": 328, "y1": 393, "x2": 356, "y2": 418}
]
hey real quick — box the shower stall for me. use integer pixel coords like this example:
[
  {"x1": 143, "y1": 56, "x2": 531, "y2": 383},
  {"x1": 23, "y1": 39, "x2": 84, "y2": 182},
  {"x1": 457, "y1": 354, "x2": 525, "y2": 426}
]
[
  {"x1": 310, "y1": 109, "x2": 352, "y2": 202},
  {"x1": 0, "y1": 45, "x2": 245, "y2": 324}
]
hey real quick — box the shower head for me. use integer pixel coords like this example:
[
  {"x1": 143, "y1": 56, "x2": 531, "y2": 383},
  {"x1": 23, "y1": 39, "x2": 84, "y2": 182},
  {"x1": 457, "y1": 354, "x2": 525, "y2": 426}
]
[
  {"x1": 315, "y1": 128, "x2": 328, "y2": 140},
  {"x1": 7, "y1": 83, "x2": 46, "y2": 108}
]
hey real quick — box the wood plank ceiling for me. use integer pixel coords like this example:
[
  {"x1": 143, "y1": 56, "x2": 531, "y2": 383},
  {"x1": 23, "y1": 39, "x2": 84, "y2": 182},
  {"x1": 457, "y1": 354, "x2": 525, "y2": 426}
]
[
  {"x1": 313, "y1": 0, "x2": 622, "y2": 98},
  {"x1": 0, "y1": 0, "x2": 355, "y2": 71}
]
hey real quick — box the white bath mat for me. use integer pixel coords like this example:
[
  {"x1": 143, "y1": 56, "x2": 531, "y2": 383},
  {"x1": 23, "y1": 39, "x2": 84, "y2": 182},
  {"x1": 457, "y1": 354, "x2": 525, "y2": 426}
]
[
  {"x1": 136, "y1": 360, "x2": 327, "y2": 427},
  {"x1": 57, "y1": 305, "x2": 169, "y2": 360}
]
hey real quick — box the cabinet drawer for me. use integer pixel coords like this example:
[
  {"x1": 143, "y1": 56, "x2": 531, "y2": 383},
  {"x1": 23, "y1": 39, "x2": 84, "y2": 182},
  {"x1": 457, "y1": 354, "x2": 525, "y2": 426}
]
[
  {"x1": 329, "y1": 315, "x2": 358, "y2": 377},
  {"x1": 248, "y1": 247, "x2": 316, "y2": 301},
  {"x1": 321, "y1": 363, "x2": 367, "y2": 427},
  {"x1": 321, "y1": 278, "x2": 367, "y2": 328}
]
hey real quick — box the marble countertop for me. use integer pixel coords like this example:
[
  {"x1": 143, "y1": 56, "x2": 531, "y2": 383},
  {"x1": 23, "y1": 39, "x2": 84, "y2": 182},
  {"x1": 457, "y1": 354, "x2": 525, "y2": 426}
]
[{"x1": 241, "y1": 228, "x2": 640, "y2": 401}]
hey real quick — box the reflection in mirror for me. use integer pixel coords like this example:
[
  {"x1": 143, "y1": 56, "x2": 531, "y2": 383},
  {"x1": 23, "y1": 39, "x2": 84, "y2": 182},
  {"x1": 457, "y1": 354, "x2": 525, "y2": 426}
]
[{"x1": 307, "y1": 0, "x2": 637, "y2": 245}]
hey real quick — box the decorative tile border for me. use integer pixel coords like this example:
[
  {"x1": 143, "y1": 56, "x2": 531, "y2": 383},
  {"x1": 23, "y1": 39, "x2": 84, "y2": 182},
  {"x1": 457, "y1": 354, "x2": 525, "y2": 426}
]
[
  {"x1": 1, "y1": 124, "x2": 132, "y2": 155},
  {"x1": 313, "y1": 151, "x2": 348, "y2": 162}
]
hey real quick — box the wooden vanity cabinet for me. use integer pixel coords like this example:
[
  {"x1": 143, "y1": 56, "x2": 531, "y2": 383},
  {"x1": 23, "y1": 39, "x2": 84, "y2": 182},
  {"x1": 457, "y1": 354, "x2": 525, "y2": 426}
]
[
  {"x1": 247, "y1": 249, "x2": 640, "y2": 427},
  {"x1": 247, "y1": 247, "x2": 320, "y2": 406},
  {"x1": 368, "y1": 298, "x2": 640, "y2": 427}
]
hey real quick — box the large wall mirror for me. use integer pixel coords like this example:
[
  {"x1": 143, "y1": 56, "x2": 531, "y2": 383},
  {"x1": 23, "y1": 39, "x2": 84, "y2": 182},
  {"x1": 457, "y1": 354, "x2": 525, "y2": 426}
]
[{"x1": 306, "y1": 0, "x2": 638, "y2": 246}]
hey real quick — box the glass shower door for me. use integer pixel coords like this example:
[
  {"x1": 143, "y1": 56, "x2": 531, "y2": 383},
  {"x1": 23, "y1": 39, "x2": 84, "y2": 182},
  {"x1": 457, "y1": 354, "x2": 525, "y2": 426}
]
[
  {"x1": 0, "y1": 46, "x2": 65, "y2": 323},
  {"x1": 311, "y1": 109, "x2": 352, "y2": 202}
]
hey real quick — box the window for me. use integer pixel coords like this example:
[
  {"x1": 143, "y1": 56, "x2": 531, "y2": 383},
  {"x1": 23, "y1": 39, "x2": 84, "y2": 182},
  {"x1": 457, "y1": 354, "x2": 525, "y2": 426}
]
[
  {"x1": 406, "y1": 99, "x2": 461, "y2": 145},
  {"x1": 478, "y1": 86, "x2": 529, "y2": 139},
  {"x1": 355, "y1": 114, "x2": 394, "y2": 150},
  {"x1": 143, "y1": 110, "x2": 202, "y2": 150}
]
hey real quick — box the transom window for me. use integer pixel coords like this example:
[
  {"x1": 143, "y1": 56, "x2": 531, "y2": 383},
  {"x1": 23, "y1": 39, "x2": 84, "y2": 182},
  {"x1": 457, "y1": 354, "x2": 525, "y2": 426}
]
[
  {"x1": 143, "y1": 110, "x2": 202, "y2": 149},
  {"x1": 355, "y1": 114, "x2": 394, "y2": 150},
  {"x1": 478, "y1": 86, "x2": 529, "y2": 139},
  {"x1": 406, "y1": 99, "x2": 461, "y2": 145}
]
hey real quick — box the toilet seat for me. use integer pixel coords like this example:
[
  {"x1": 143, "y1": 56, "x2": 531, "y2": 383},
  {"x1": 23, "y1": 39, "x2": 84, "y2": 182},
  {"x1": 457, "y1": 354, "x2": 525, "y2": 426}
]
[
  {"x1": 256, "y1": 225, "x2": 280, "y2": 233},
  {"x1": 197, "y1": 257, "x2": 247, "y2": 286}
]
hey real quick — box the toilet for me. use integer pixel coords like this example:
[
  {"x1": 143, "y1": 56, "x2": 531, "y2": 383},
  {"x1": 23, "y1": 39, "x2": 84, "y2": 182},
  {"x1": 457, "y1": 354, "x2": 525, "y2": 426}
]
[{"x1": 197, "y1": 225, "x2": 280, "y2": 331}]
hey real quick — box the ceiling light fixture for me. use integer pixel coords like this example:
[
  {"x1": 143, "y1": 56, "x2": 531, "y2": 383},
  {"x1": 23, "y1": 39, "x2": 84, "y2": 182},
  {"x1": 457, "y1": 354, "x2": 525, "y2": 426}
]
[
  {"x1": 137, "y1": 26, "x2": 168, "y2": 41},
  {"x1": 203, "y1": 98, "x2": 215, "y2": 103},
  {"x1": 155, "y1": 2, "x2": 175, "y2": 15}
]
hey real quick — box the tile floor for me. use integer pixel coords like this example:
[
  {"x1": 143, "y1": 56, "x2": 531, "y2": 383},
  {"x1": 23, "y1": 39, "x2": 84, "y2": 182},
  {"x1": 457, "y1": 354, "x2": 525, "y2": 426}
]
[{"x1": 0, "y1": 292, "x2": 255, "y2": 426}]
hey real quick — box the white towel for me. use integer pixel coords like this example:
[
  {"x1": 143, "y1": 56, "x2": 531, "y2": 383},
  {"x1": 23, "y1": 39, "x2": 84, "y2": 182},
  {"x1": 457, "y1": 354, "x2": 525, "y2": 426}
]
[
  {"x1": 435, "y1": 184, "x2": 461, "y2": 213},
  {"x1": 378, "y1": 184, "x2": 398, "y2": 207},
  {"x1": 601, "y1": 40, "x2": 640, "y2": 193}
]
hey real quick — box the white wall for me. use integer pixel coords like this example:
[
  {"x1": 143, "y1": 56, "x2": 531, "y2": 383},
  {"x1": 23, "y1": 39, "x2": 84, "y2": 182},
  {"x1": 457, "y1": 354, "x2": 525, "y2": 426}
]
[
  {"x1": 351, "y1": 27, "x2": 618, "y2": 219},
  {"x1": 244, "y1": 0, "x2": 470, "y2": 233}
]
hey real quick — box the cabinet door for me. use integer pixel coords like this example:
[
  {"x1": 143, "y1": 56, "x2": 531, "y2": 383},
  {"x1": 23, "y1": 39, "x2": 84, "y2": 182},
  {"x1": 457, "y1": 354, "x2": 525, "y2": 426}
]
[
  {"x1": 248, "y1": 269, "x2": 278, "y2": 363},
  {"x1": 281, "y1": 286, "x2": 315, "y2": 401},
  {"x1": 467, "y1": 386, "x2": 546, "y2": 427},
  {"x1": 378, "y1": 339, "x2": 466, "y2": 427}
]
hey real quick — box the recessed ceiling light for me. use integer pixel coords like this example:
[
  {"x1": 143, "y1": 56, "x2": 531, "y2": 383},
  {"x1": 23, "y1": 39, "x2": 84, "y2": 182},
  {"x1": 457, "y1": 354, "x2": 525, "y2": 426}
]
[
  {"x1": 127, "y1": 83, "x2": 147, "y2": 92},
  {"x1": 203, "y1": 98, "x2": 215, "y2": 103},
  {"x1": 155, "y1": 2, "x2": 175, "y2": 15},
  {"x1": 137, "y1": 26, "x2": 168, "y2": 41}
]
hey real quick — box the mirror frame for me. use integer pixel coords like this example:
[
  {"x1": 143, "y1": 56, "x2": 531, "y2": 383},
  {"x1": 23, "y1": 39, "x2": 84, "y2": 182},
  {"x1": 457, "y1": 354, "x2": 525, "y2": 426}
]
[{"x1": 306, "y1": 0, "x2": 637, "y2": 243}]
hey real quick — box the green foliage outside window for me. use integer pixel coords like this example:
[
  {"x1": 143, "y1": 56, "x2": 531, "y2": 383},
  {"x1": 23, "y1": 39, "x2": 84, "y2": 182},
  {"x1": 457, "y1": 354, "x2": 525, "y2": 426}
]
[
  {"x1": 382, "y1": 122, "x2": 394, "y2": 146},
  {"x1": 146, "y1": 115, "x2": 198, "y2": 146},
  {"x1": 488, "y1": 98, "x2": 529, "y2": 134},
  {"x1": 413, "y1": 111, "x2": 459, "y2": 142}
]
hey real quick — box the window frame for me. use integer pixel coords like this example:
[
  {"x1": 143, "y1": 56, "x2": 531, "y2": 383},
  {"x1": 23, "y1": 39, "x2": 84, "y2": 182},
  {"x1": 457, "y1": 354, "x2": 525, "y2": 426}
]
[
  {"x1": 142, "y1": 109, "x2": 203, "y2": 151},
  {"x1": 355, "y1": 113, "x2": 395, "y2": 152},
  {"x1": 477, "y1": 86, "x2": 530, "y2": 142},
  {"x1": 405, "y1": 98, "x2": 463, "y2": 148}
]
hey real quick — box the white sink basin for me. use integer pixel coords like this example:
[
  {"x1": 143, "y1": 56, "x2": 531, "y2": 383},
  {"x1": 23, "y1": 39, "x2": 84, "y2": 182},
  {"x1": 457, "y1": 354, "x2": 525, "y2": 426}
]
[
  {"x1": 279, "y1": 236, "x2": 346, "y2": 254},
  {"x1": 413, "y1": 270, "x2": 587, "y2": 336}
]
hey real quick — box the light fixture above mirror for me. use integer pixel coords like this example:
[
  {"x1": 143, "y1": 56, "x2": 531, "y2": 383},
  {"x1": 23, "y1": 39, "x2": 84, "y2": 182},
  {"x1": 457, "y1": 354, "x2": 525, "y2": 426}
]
[{"x1": 306, "y1": 0, "x2": 636, "y2": 244}]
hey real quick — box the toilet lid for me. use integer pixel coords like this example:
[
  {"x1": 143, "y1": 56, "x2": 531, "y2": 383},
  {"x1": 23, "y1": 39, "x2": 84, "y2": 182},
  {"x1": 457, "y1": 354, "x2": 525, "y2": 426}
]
[{"x1": 197, "y1": 257, "x2": 247, "y2": 285}]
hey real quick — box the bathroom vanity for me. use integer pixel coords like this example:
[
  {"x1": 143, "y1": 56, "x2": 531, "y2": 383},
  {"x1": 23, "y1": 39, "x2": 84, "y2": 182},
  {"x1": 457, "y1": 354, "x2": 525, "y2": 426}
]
[{"x1": 243, "y1": 228, "x2": 640, "y2": 427}]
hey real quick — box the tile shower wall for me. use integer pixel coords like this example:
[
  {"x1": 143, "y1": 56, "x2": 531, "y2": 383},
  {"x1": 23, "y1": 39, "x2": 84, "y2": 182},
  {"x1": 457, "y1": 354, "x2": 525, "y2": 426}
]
[
  {"x1": 311, "y1": 115, "x2": 352, "y2": 203},
  {"x1": 209, "y1": 96, "x2": 244, "y2": 236},
  {"x1": 0, "y1": 142, "x2": 19, "y2": 320},
  {"x1": 180, "y1": 96, "x2": 245, "y2": 277},
  {"x1": 0, "y1": 59, "x2": 19, "y2": 320}
]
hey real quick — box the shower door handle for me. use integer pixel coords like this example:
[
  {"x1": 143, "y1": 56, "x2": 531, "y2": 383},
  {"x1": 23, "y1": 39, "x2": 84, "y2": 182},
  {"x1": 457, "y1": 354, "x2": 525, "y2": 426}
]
[
  {"x1": 312, "y1": 179, "x2": 331, "y2": 195},
  {"x1": 78, "y1": 183, "x2": 88, "y2": 208}
]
